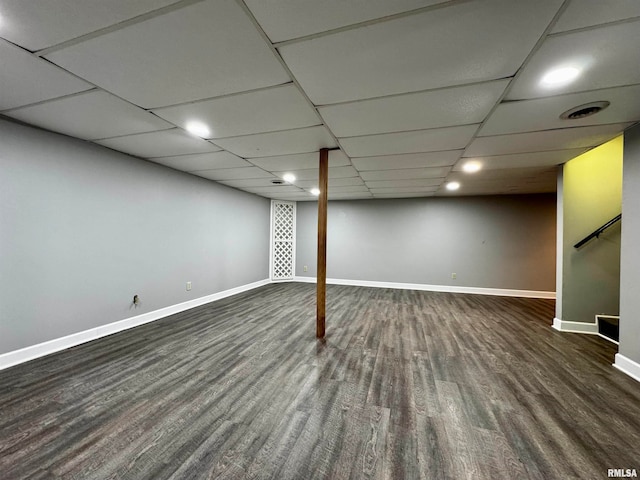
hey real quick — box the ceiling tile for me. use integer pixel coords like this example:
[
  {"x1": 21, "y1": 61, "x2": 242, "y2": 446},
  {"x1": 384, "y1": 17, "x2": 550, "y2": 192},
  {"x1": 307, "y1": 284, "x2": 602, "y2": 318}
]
[
  {"x1": 193, "y1": 167, "x2": 273, "y2": 181},
  {"x1": 152, "y1": 84, "x2": 320, "y2": 138},
  {"x1": 219, "y1": 178, "x2": 281, "y2": 188},
  {"x1": 457, "y1": 148, "x2": 587, "y2": 170},
  {"x1": 0, "y1": 0, "x2": 180, "y2": 51},
  {"x1": 373, "y1": 192, "x2": 435, "y2": 198},
  {"x1": 294, "y1": 177, "x2": 365, "y2": 188},
  {"x1": 319, "y1": 80, "x2": 508, "y2": 137},
  {"x1": 274, "y1": 166, "x2": 359, "y2": 181},
  {"x1": 248, "y1": 150, "x2": 350, "y2": 171},
  {"x1": 507, "y1": 20, "x2": 640, "y2": 100},
  {"x1": 4, "y1": 90, "x2": 172, "y2": 140},
  {"x1": 261, "y1": 190, "x2": 313, "y2": 197},
  {"x1": 279, "y1": 0, "x2": 563, "y2": 104},
  {"x1": 365, "y1": 179, "x2": 443, "y2": 188},
  {"x1": 242, "y1": 185, "x2": 303, "y2": 194},
  {"x1": 447, "y1": 166, "x2": 558, "y2": 181},
  {"x1": 266, "y1": 190, "x2": 314, "y2": 197},
  {"x1": 340, "y1": 124, "x2": 478, "y2": 157},
  {"x1": 266, "y1": 194, "x2": 317, "y2": 201},
  {"x1": 214, "y1": 126, "x2": 337, "y2": 158},
  {"x1": 245, "y1": 0, "x2": 449, "y2": 43},
  {"x1": 442, "y1": 167, "x2": 558, "y2": 195},
  {"x1": 0, "y1": 39, "x2": 92, "y2": 110},
  {"x1": 96, "y1": 129, "x2": 220, "y2": 158},
  {"x1": 352, "y1": 150, "x2": 461, "y2": 171},
  {"x1": 464, "y1": 123, "x2": 630, "y2": 157},
  {"x1": 481, "y1": 84, "x2": 640, "y2": 136},
  {"x1": 551, "y1": 0, "x2": 640, "y2": 33},
  {"x1": 434, "y1": 183, "x2": 556, "y2": 196},
  {"x1": 369, "y1": 186, "x2": 439, "y2": 194},
  {"x1": 328, "y1": 192, "x2": 373, "y2": 200},
  {"x1": 360, "y1": 167, "x2": 450, "y2": 181},
  {"x1": 328, "y1": 185, "x2": 370, "y2": 194},
  {"x1": 45, "y1": 0, "x2": 290, "y2": 108},
  {"x1": 148, "y1": 151, "x2": 250, "y2": 172}
]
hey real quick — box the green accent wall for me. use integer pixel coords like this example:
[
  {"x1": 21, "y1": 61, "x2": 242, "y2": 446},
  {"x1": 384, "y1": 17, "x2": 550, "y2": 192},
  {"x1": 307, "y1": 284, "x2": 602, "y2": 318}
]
[{"x1": 559, "y1": 136, "x2": 623, "y2": 323}]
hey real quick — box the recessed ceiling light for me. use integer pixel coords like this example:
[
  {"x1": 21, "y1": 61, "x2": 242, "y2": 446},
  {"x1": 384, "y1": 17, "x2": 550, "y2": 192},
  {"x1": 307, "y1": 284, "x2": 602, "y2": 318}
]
[
  {"x1": 462, "y1": 161, "x2": 482, "y2": 173},
  {"x1": 540, "y1": 66, "x2": 581, "y2": 88},
  {"x1": 185, "y1": 121, "x2": 210, "y2": 138},
  {"x1": 310, "y1": 188, "x2": 321, "y2": 196},
  {"x1": 283, "y1": 173, "x2": 296, "y2": 183},
  {"x1": 446, "y1": 182, "x2": 460, "y2": 191}
]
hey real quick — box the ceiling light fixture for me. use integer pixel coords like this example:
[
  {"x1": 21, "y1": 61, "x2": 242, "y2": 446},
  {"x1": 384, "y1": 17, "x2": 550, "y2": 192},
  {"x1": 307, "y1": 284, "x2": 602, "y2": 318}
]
[
  {"x1": 283, "y1": 173, "x2": 296, "y2": 183},
  {"x1": 540, "y1": 66, "x2": 581, "y2": 88},
  {"x1": 446, "y1": 182, "x2": 460, "y2": 191},
  {"x1": 462, "y1": 161, "x2": 482, "y2": 173},
  {"x1": 310, "y1": 188, "x2": 321, "y2": 196},
  {"x1": 185, "y1": 121, "x2": 210, "y2": 138}
]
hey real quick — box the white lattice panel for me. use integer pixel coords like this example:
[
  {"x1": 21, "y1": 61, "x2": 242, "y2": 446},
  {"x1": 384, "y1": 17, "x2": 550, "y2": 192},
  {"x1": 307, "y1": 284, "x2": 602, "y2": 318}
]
[
  {"x1": 271, "y1": 200, "x2": 296, "y2": 281},
  {"x1": 273, "y1": 242, "x2": 293, "y2": 278},
  {"x1": 274, "y1": 202, "x2": 294, "y2": 241}
]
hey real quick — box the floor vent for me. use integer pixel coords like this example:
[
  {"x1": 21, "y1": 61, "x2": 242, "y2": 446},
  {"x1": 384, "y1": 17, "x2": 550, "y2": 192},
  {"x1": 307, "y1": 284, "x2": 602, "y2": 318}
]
[{"x1": 596, "y1": 315, "x2": 619, "y2": 343}]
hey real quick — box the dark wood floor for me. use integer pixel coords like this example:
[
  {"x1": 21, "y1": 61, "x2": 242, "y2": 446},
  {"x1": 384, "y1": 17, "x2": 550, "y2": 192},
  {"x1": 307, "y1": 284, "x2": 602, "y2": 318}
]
[{"x1": 1, "y1": 283, "x2": 639, "y2": 479}]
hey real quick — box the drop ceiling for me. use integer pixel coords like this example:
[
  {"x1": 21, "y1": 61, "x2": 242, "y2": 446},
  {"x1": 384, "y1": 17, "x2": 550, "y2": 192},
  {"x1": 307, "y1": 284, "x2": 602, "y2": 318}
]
[{"x1": 1, "y1": 0, "x2": 639, "y2": 201}]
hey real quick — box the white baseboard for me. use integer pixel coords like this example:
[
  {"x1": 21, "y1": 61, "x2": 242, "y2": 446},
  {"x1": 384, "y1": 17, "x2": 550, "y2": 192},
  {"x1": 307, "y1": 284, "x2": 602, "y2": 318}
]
[
  {"x1": 293, "y1": 276, "x2": 556, "y2": 299},
  {"x1": 0, "y1": 279, "x2": 270, "y2": 371},
  {"x1": 552, "y1": 317, "x2": 599, "y2": 334},
  {"x1": 614, "y1": 354, "x2": 640, "y2": 383},
  {"x1": 552, "y1": 316, "x2": 621, "y2": 345}
]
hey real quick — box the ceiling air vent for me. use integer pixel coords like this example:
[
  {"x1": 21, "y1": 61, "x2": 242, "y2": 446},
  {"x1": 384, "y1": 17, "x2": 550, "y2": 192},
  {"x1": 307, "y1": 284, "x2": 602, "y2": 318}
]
[
  {"x1": 560, "y1": 101, "x2": 610, "y2": 120},
  {"x1": 271, "y1": 179, "x2": 285, "y2": 185}
]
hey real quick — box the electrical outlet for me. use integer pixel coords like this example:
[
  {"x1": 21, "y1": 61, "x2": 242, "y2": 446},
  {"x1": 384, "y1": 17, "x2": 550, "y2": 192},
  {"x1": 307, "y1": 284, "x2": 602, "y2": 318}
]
[
  {"x1": 451, "y1": 273, "x2": 457, "y2": 279},
  {"x1": 303, "y1": 265, "x2": 308, "y2": 272},
  {"x1": 186, "y1": 281, "x2": 192, "y2": 291}
]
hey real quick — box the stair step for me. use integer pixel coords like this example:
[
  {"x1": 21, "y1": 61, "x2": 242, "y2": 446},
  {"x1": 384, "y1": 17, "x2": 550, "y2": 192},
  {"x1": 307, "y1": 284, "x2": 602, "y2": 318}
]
[{"x1": 596, "y1": 315, "x2": 619, "y2": 343}]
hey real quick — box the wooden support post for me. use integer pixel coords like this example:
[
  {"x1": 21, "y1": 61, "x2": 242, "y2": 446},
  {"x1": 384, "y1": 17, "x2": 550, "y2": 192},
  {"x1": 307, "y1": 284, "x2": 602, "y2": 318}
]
[{"x1": 316, "y1": 148, "x2": 329, "y2": 339}]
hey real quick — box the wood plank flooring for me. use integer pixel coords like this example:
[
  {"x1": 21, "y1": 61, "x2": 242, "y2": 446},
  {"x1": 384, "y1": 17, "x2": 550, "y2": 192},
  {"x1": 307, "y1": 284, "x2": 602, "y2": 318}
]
[{"x1": 1, "y1": 283, "x2": 639, "y2": 479}]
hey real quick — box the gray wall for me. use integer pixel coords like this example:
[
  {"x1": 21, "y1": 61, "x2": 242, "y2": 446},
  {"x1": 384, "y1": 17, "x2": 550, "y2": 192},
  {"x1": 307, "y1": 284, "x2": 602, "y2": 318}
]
[
  {"x1": 620, "y1": 124, "x2": 640, "y2": 364},
  {"x1": 555, "y1": 169, "x2": 564, "y2": 318},
  {"x1": 296, "y1": 195, "x2": 556, "y2": 291},
  {"x1": 0, "y1": 118, "x2": 270, "y2": 354}
]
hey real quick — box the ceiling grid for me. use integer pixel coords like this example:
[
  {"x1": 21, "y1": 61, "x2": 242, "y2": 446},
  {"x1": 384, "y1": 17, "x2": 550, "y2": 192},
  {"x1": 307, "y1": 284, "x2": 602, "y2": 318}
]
[{"x1": 0, "y1": 0, "x2": 638, "y2": 200}]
